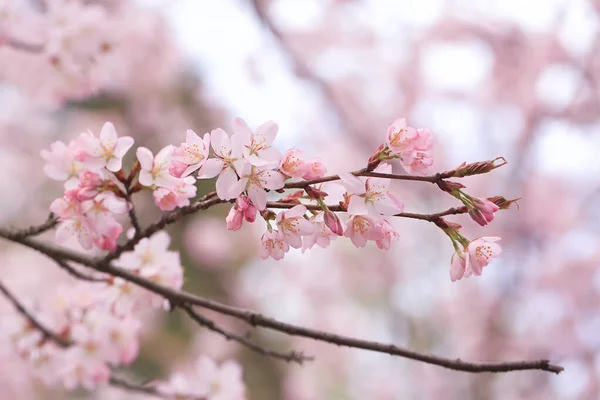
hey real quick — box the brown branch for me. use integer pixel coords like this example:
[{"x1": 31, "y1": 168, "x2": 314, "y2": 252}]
[
  {"x1": 183, "y1": 305, "x2": 312, "y2": 365},
  {"x1": 6, "y1": 37, "x2": 45, "y2": 53},
  {"x1": 0, "y1": 280, "x2": 71, "y2": 348},
  {"x1": 0, "y1": 231, "x2": 563, "y2": 374},
  {"x1": 103, "y1": 192, "x2": 223, "y2": 264},
  {"x1": 109, "y1": 376, "x2": 206, "y2": 400},
  {"x1": 54, "y1": 258, "x2": 108, "y2": 283},
  {"x1": 283, "y1": 169, "x2": 443, "y2": 189},
  {"x1": 266, "y1": 202, "x2": 468, "y2": 222},
  {"x1": 10, "y1": 213, "x2": 59, "y2": 239}
]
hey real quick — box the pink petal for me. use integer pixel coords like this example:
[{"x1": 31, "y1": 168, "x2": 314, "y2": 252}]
[
  {"x1": 339, "y1": 172, "x2": 366, "y2": 195},
  {"x1": 215, "y1": 167, "x2": 238, "y2": 200},
  {"x1": 197, "y1": 158, "x2": 224, "y2": 179},
  {"x1": 136, "y1": 147, "x2": 154, "y2": 171},
  {"x1": 254, "y1": 120, "x2": 278, "y2": 146}
]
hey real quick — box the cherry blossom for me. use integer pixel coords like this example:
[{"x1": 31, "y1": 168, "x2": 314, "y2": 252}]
[
  {"x1": 340, "y1": 164, "x2": 404, "y2": 216},
  {"x1": 260, "y1": 230, "x2": 290, "y2": 260},
  {"x1": 302, "y1": 215, "x2": 337, "y2": 252},
  {"x1": 468, "y1": 197, "x2": 500, "y2": 227},
  {"x1": 171, "y1": 129, "x2": 211, "y2": 177},
  {"x1": 375, "y1": 219, "x2": 400, "y2": 250},
  {"x1": 302, "y1": 157, "x2": 327, "y2": 180},
  {"x1": 233, "y1": 117, "x2": 281, "y2": 166},
  {"x1": 344, "y1": 215, "x2": 384, "y2": 248},
  {"x1": 466, "y1": 237, "x2": 502, "y2": 276},
  {"x1": 137, "y1": 146, "x2": 177, "y2": 188},
  {"x1": 279, "y1": 148, "x2": 309, "y2": 178},
  {"x1": 275, "y1": 205, "x2": 315, "y2": 248},
  {"x1": 229, "y1": 162, "x2": 285, "y2": 210},
  {"x1": 197, "y1": 128, "x2": 244, "y2": 200},
  {"x1": 226, "y1": 195, "x2": 258, "y2": 231},
  {"x1": 41, "y1": 140, "x2": 83, "y2": 187},
  {"x1": 73, "y1": 122, "x2": 134, "y2": 172},
  {"x1": 386, "y1": 118, "x2": 418, "y2": 154},
  {"x1": 152, "y1": 176, "x2": 197, "y2": 211}
]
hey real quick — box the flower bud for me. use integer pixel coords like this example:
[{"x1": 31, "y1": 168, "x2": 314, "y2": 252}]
[
  {"x1": 487, "y1": 196, "x2": 522, "y2": 210},
  {"x1": 324, "y1": 210, "x2": 344, "y2": 236},
  {"x1": 449, "y1": 157, "x2": 507, "y2": 178}
]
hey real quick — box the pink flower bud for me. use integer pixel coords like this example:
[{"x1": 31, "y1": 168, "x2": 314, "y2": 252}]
[
  {"x1": 226, "y1": 204, "x2": 244, "y2": 231},
  {"x1": 244, "y1": 203, "x2": 257, "y2": 223},
  {"x1": 449, "y1": 157, "x2": 507, "y2": 178},
  {"x1": 324, "y1": 210, "x2": 343, "y2": 236},
  {"x1": 469, "y1": 198, "x2": 500, "y2": 226}
]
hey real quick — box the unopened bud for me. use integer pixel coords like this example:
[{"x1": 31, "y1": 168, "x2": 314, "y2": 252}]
[
  {"x1": 449, "y1": 157, "x2": 507, "y2": 178},
  {"x1": 487, "y1": 196, "x2": 522, "y2": 210},
  {"x1": 260, "y1": 209, "x2": 277, "y2": 221},
  {"x1": 436, "y1": 180, "x2": 466, "y2": 194},
  {"x1": 279, "y1": 190, "x2": 304, "y2": 204},
  {"x1": 324, "y1": 210, "x2": 344, "y2": 236},
  {"x1": 435, "y1": 218, "x2": 462, "y2": 230},
  {"x1": 305, "y1": 185, "x2": 328, "y2": 200}
]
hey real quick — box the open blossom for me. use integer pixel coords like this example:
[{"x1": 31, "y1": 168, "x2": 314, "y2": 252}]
[
  {"x1": 233, "y1": 117, "x2": 281, "y2": 166},
  {"x1": 171, "y1": 129, "x2": 211, "y2": 177},
  {"x1": 226, "y1": 195, "x2": 257, "y2": 231},
  {"x1": 344, "y1": 215, "x2": 384, "y2": 248},
  {"x1": 197, "y1": 128, "x2": 244, "y2": 200},
  {"x1": 302, "y1": 214, "x2": 337, "y2": 252},
  {"x1": 137, "y1": 145, "x2": 177, "y2": 188},
  {"x1": 275, "y1": 205, "x2": 315, "y2": 248},
  {"x1": 229, "y1": 162, "x2": 285, "y2": 210},
  {"x1": 375, "y1": 219, "x2": 400, "y2": 250},
  {"x1": 152, "y1": 176, "x2": 197, "y2": 211},
  {"x1": 386, "y1": 118, "x2": 418, "y2": 154},
  {"x1": 401, "y1": 150, "x2": 434, "y2": 176},
  {"x1": 279, "y1": 148, "x2": 308, "y2": 178},
  {"x1": 41, "y1": 140, "x2": 83, "y2": 186},
  {"x1": 260, "y1": 230, "x2": 289, "y2": 260},
  {"x1": 303, "y1": 157, "x2": 327, "y2": 180},
  {"x1": 73, "y1": 122, "x2": 134, "y2": 172},
  {"x1": 468, "y1": 197, "x2": 500, "y2": 226},
  {"x1": 451, "y1": 237, "x2": 502, "y2": 281},
  {"x1": 340, "y1": 163, "x2": 404, "y2": 216}
]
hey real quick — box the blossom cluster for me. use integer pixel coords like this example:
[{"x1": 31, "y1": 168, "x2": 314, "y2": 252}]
[{"x1": 42, "y1": 116, "x2": 504, "y2": 287}]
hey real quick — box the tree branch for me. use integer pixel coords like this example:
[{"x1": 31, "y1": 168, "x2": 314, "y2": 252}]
[
  {"x1": 182, "y1": 305, "x2": 313, "y2": 365},
  {"x1": 283, "y1": 169, "x2": 443, "y2": 189},
  {"x1": 0, "y1": 230, "x2": 564, "y2": 374},
  {"x1": 0, "y1": 280, "x2": 71, "y2": 348},
  {"x1": 10, "y1": 213, "x2": 59, "y2": 239}
]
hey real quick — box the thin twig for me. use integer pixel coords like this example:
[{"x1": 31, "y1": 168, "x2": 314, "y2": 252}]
[
  {"x1": 183, "y1": 306, "x2": 312, "y2": 364},
  {"x1": 283, "y1": 169, "x2": 443, "y2": 189},
  {"x1": 0, "y1": 280, "x2": 71, "y2": 348},
  {"x1": 54, "y1": 258, "x2": 108, "y2": 283},
  {"x1": 11, "y1": 213, "x2": 59, "y2": 239}
]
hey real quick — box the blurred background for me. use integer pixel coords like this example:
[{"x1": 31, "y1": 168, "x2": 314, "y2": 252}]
[{"x1": 1, "y1": 0, "x2": 600, "y2": 398}]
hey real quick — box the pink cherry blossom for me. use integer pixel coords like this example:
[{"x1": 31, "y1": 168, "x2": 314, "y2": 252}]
[
  {"x1": 301, "y1": 218, "x2": 337, "y2": 252},
  {"x1": 340, "y1": 164, "x2": 404, "y2": 216},
  {"x1": 401, "y1": 150, "x2": 434, "y2": 176},
  {"x1": 230, "y1": 162, "x2": 285, "y2": 210},
  {"x1": 226, "y1": 195, "x2": 257, "y2": 231},
  {"x1": 386, "y1": 118, "x2": 418, "y2": 154},
  {"x1": 233, "y1": 117, "x2": 281, "y2": 166},
  {"x1": 466, "y1": 237, "x2": 502, "y2": 276},
  {"x1": 279, "y1": 148, "x2": 309, "y2": 178},
  {"x1": 171, "y1": 129, "x2": 211, "y2": 177},
  {"x1": 41, "y1": 140, "x2": 83, "y2": 186},
  {"x1": 137, "y1": 145, "x2": 177, "y2": 188},
  {"x1": 152, "y1": 176, "x2": 197, "y2": 211},
  {"x1": 375, "y1": 219, "x2": 400, "y2": 250},
  {"x1": 197, "y1": 128, "x2": 244, "y2": 200},
  {"x1": 275, "y1": 205, "x2": 315, "y2": 248},
  {"x1": 302, "y1": 157, "x2": 327, "y2": 180},
  {"x1": 73, "y1": 122, "x2": 134, "y2": 172},
  {"x1": 450, "y1": 251, "x2": 469, "y2": 282},
  {"x1": 468, "y1": 197, "x2": 500, "y2": 227},
  {"x1": 260, "y1": 230, "x2": 290, "y2": 260},
  {"x1": 344, "y1": 215, "x2": 384, "y2": 248}
]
